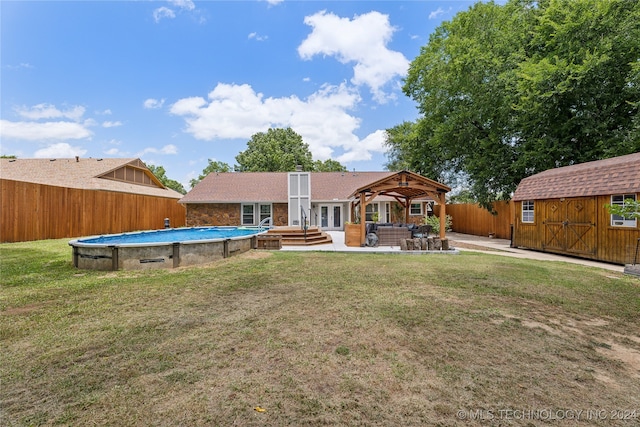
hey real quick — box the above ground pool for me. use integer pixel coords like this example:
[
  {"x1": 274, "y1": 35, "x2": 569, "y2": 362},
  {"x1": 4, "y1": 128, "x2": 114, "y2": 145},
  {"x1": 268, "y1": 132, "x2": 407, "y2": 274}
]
[{"x1": 69, "y1": 226, "x2": 268, "y2": 271}]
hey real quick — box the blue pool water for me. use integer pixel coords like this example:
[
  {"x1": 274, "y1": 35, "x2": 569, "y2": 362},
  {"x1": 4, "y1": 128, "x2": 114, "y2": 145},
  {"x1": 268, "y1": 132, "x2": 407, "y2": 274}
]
[{"x1": 76, "y1": 226, "x2": 266, "y2": 246}]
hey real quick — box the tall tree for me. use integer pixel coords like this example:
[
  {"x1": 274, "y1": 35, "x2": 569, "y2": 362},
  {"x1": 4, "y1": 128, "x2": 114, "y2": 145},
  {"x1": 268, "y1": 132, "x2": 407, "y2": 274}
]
[
  {"x1": 146, "y1": 164, "x2": 186, "y2": 194},
  {"x1": 397, "y1": 0, "x2": 640, "y2": 207},
  {"x1": 313, "y1": 159, "x2": 348, "y2": 172},
  {"x1": 235, "y1": 128, "x2": 315, "y2": 172},
  {"x1": 189, "y1": 159, "x2": 231, "y2": 188}
]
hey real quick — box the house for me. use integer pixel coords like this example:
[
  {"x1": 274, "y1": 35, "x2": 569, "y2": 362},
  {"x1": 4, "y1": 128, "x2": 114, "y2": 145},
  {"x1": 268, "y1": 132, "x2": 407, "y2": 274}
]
[
  {"x1": 0, "y1": 157, "x2": 186, "y2": 243},
  {"x1": 512, "y1": 152, "x2": 640, "y2": 265},
  {"x1": 180, "y1": 170, "x2": 450, "y2": 242}
]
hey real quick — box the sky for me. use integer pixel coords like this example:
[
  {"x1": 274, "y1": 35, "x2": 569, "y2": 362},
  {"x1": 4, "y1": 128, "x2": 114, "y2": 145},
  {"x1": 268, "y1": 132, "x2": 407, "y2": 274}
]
[{"x1": 1, "y1": 0, "x2": 482, "y2": 189}]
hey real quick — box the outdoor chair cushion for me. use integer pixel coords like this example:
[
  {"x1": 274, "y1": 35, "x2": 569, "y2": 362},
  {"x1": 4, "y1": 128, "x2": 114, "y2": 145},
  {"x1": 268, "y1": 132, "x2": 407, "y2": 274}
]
[{"x1": 376, "y1": 226, "x2": 411, "y2": 246}]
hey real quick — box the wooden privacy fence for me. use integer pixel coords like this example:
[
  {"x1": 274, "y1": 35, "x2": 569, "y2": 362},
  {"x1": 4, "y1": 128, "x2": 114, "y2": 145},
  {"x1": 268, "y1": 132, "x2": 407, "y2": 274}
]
[
  {"x1": 435, "y1": 201, "x2": 514, "y2": 240},
  {"x1": 1, "y1": 179, "x2": 186, "y2": 243}
]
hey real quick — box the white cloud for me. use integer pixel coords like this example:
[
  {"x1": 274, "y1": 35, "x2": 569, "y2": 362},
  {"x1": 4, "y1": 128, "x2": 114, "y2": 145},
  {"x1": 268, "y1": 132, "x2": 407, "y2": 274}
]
[
  {"x1": 102, "y1": 121, "x2": 122, "y2": 128},
  {"x1": 429, "y1": 7, "x2": 451, "y2": 19},
  {"x1": 154, "y1": 0, "x2": 200, "y2": 23},
  {"x1": 144, "y1": 98, "x2": 165, "y2": 109},
  {"x1": 137, "y1": 144, "x2": 178, "y2": 156},
  {"x1": 170, "y1": 82, "x2": 388, "y2": 163},
  {"x1": 264, "y1": 0, "x2": 284, "y2": 5},
  {"x1": 0, "y1": 119, "x2": 92, "y2": 141},
  {"x1": 248, "y1": 32, "x2": 268, "y2": 42},
  {"x1": 34, "y1": 143, "x2": 87, "y2": 158},
  {"x1": 168, "y1": 0, "x2": 195, "y2": 11},
  {"x1": 298, "y1": 11, "x2": 409, "y2": 103},
  {"x1": 154, "y1": 6, "x2": 175, "y2": 22},
  {"x1": 429, "y1": 7, "x2": 446, "y2": 20},
  {"x1": 336, "y1": 129, "x2": 386, "y2": 163},
  {"x1": 160, "y1": 144, "x2": 178, "y2": 154},
  {"x1": 5, "y1": 62, "x2": 34, "y2": 70},
  {"x1": 15, "y1": 103, "x2": 85, "y2": 121}
]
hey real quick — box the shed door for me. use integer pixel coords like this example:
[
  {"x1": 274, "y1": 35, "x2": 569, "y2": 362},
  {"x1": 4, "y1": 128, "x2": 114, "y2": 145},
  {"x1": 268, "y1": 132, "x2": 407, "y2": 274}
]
[{"x1": 543, "y1": 198, "x2": 596, "y2": 255}]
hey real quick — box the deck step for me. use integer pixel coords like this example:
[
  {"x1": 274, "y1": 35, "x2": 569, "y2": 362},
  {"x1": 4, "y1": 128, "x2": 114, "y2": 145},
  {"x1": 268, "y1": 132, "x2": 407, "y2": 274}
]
[{"x1": 266, "y1": 226, "x2": 333, "y2": 246}]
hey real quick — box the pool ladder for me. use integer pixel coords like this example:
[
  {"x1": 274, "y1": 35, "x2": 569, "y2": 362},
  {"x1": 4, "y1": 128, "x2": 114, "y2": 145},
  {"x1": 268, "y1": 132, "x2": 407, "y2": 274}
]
[{"x1": 259, "y1": 217, "x2": 272, "y2": 228}]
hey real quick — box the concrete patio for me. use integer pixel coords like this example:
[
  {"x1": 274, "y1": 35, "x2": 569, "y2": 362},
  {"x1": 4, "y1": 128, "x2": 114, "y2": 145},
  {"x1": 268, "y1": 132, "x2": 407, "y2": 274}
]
[{"x1": 280, "y1": 230, "x2": 625, "y2": 273}]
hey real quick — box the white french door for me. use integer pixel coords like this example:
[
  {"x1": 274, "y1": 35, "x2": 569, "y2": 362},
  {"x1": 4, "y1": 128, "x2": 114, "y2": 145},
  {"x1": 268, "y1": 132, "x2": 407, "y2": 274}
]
[{"x1": 319, "y1": 204, "x2": 343, "y2": 230}]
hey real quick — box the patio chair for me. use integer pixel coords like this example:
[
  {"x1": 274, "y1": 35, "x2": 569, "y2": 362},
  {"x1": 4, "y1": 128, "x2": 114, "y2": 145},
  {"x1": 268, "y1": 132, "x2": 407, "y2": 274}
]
[{"x1": 413, "y1": 224, "x2": 432, "y2": 239}]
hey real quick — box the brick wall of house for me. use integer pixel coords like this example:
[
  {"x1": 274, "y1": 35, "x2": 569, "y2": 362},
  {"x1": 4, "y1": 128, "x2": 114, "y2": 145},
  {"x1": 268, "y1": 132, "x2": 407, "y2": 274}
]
[
  {"x1": 186, "y1": 203, "x2": 240, "y2": 226},
  {"x1": 186, "y1": 203, "x2": 289, "y2": 227}
]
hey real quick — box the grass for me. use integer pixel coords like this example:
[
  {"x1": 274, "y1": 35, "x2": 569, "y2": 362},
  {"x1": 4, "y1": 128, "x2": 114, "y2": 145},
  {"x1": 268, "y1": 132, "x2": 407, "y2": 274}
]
[{"x1": 1, "y1": 238, "x2": 640, "y2": 426}]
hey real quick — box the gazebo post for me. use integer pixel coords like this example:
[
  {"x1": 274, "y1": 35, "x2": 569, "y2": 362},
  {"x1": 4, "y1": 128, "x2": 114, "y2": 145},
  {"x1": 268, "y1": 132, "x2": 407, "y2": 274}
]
[
  {"x1": 360, "y1": 192, "x2": 367, "y2": 246},
  {"x1": 404, "y1": 198, "x2": 411, "y2": 224},
  {"x1": 438, "y1": 192, "x2": 446, "y2": 240}
]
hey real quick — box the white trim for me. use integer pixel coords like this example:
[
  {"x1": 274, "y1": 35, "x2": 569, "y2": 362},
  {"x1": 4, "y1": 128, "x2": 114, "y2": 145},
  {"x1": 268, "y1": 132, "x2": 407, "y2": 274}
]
[
  {"x1": 409, "y1": 202, "x2": 423, "y2": 216},
  {"x1": 522, "y1": 200, "x2": 534, "y2": 223},
  {"x1": 610, "y1": 194, "x2": 637, "y2": 227}
]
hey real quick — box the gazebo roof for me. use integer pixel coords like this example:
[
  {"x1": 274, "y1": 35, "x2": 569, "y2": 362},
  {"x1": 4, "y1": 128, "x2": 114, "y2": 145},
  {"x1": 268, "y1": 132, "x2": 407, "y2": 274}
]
[{"x1": 348, "y1": 170, "x2": 451, "y2": 202}]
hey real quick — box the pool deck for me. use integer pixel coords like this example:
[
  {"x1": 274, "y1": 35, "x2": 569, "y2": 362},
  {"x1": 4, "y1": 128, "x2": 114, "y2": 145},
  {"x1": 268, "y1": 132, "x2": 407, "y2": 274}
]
[{"x1": 280, "y1": 231, "x2": 625, "y2": 273}]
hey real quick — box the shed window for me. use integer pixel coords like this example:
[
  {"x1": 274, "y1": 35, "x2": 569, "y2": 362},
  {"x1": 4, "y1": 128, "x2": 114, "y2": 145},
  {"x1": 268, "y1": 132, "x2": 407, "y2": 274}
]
[
  {"x1": 522, "y1": 200, "x2": 534, "y2": 223},
  {"x1": 410, "y1": 203, "x2": 422, "y2": 216},
  {"x1": 610, "y1": 194, "x2": 637, "y2": 227}
]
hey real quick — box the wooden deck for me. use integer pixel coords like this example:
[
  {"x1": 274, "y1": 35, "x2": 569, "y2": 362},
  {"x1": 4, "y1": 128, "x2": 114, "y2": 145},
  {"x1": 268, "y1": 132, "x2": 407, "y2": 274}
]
[{"x1": 266, "y1": 226, "x2": 333, "y2": 246}]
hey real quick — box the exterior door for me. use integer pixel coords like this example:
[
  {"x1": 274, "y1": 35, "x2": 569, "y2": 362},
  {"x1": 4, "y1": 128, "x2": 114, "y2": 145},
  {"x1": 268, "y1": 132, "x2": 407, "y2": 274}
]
[
  {"x1": 320, "y1": 204, "x2": 343, "y2": 230},
  {"x1": 543, "y1": 197, "x2": 596, "y2": 255}
]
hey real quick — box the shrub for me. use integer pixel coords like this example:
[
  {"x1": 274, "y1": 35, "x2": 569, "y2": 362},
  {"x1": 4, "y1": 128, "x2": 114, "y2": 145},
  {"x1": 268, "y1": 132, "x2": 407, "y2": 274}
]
[{"x1": 423, "y1": 214, "x2": 452, "y2": 234}]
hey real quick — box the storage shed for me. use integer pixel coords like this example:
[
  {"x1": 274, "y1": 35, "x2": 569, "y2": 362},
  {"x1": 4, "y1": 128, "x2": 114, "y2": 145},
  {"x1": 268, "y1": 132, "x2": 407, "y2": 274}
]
[
  {"x1": 1, "y1": 157, "x2": 186, "y2": 243},
  {"x1": 512, "y1": 153, "x2": 640, "y2": 265}
]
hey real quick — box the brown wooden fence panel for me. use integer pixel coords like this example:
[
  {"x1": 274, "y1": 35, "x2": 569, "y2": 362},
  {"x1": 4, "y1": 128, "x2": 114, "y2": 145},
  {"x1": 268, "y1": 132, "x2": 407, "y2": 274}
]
[
  {"x1": 1, "y1": 179, "x2": 186, "y2": 243},
  {"x1": 435, "y1": 201, "x2": 514, "y2": 240}
]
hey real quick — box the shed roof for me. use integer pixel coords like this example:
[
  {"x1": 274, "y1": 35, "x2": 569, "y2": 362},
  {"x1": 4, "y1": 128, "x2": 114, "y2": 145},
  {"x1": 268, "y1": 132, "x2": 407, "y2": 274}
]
[
  {"x1": 0, "y1": 157, "x2": 183, "y2": 199},
  {"x1": 513, "y1": 152, "x2": 640, "y2": 201},
  {"x1": 179, "y1": 171, "x2": 405, "y2": 204}
]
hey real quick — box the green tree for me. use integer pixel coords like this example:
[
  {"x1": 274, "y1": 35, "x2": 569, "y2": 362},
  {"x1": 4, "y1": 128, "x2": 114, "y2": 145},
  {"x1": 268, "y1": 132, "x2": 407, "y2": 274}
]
[
  {"x1": 313, "y1": 159, "x2": 347, "y2": 172},
  {"x1": 235, "y1": 128, "x2": 314, "y2": 172},
  {"x1": 1, "y1": 155, "x2": 17, "y2": 159},
  {"x1": 397, "y1": 0, "x2": 640, "y2": 208},
  {"x1": 146, "y1": 164, "x2": 186, "y2": 194},
  {"x1": 606, "y1": 199, "x2": 640, "y2": 221},
  {"x1": 189, "y1": 159, "x2": 232, "y2": 188}
]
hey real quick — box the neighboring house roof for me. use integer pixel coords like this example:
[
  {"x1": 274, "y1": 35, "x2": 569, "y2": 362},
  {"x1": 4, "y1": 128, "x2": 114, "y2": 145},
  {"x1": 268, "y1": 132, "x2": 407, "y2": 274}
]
[
  {"x1": 179, "y1": 171, "x2": 406, "y2": 204},
  {"x1": 513, "y1": 152, "x2": 640, "y2": 201},
  {"x1": 0, "y1": 157, "x2": 183, "y2": 199}
]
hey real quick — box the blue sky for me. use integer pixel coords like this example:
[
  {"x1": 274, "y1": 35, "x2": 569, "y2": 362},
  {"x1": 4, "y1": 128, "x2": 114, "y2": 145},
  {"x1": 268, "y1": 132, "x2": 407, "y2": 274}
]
[{"x1": 2, "y1": 0, "x2": 480, "y2": 189}]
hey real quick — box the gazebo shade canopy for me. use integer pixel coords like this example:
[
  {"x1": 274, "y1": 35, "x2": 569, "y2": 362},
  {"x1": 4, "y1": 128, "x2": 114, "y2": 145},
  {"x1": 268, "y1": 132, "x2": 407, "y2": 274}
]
[{"x1": 348, "y1": 170, "x2": 451, "y2": 201}]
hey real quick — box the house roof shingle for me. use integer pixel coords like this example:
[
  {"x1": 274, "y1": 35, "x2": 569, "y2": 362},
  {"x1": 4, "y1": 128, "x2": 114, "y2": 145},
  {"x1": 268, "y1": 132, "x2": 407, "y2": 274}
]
[
  {"x1": 179, "y1": 171, "x2": 401, "y2": 204},
  {"x1": 513, "y1": 152, "x2": 640, "y2": 201},
  {"x1": 0, "y1": 157, "x2": 183, "y2": 199}
]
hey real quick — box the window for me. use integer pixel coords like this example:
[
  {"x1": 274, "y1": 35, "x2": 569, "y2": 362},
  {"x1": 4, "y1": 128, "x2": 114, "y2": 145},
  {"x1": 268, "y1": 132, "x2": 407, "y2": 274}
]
[
  {"x1": 242, "y1": 204, "x2": 255, "y2": 225},
  {"x1": 410, "y1": 203, "x2": 422, "y2": 216},
  {"x1": 522, "y1": 200, "x2": 534, "y2": 223},
  {"x1": 610, "y1": 194, "x2": 637, "y2": 227},
  {"x1": 259, "y1": 204, "x2": 272, "y2": 223},
  {"x1": 365, "y1": 203, "x2": 379, "y2": 222}
]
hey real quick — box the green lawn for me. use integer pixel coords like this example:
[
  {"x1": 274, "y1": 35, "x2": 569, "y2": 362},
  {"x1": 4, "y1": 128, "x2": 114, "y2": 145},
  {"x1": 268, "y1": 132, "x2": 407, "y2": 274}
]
[{"x1": 1, "y1": 239, "x2": 639, "y2": 426}]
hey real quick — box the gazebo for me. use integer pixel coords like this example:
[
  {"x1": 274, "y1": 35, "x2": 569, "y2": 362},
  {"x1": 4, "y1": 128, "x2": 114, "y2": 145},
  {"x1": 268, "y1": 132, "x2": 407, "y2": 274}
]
[{"x1": 348, "y1": 170, "x2": 451, "y2": 246}]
